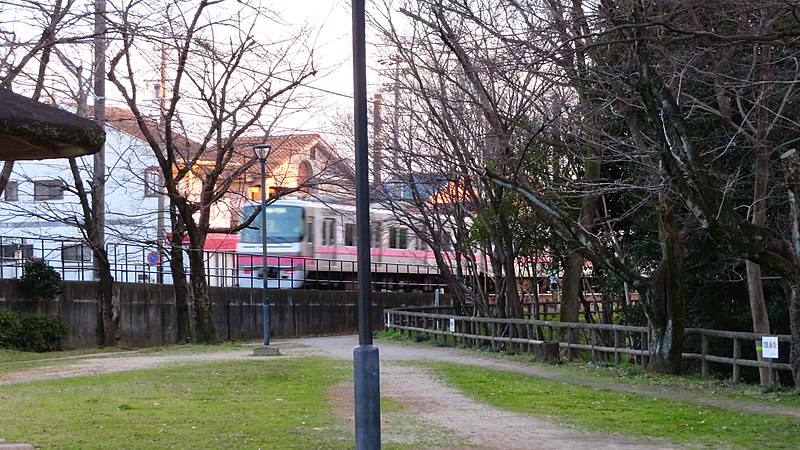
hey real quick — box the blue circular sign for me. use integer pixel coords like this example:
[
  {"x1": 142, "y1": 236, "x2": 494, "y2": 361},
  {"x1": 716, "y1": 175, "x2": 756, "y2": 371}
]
[{"x1": 146, "y1": 251, "x2": 161, "y2": 265}]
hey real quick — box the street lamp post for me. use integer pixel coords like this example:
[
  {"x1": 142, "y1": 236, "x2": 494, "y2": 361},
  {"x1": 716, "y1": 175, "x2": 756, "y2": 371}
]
[
  {"x1": 253, "y1": 144, "x2": 278, "y2": 356},
  {"x1": 352, "y1": 1, "x2": 381, "y2": 448}
]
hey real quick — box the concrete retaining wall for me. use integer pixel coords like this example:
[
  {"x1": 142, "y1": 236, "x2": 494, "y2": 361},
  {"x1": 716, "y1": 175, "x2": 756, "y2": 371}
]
[{"x1": 0, "y1": 279, "x2": 443, "y2": 348}]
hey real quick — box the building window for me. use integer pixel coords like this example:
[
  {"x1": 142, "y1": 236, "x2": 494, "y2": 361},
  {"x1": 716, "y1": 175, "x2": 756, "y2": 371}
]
[
  {"x1": 62, "y1": 243, "x2": 92, "y2": 262},
  {"x1": 248, "y1": 184, "x2": 262, "y2": 201},
  {"x1": 1, "y1": 243, "x2": 32, "y2": 260},
  {"x1": 4, "y1": 181, "x2": 18, "y2": 201},
  {"x1": 414, "y1": 236, "x2": 427, "y2": 251},
  {"x1": 370, "y1": 221, "x2": 382, "y2": 248},
  {"x1": 306, "y1": 216, "x2": 315, "y2": 245},
  {"x1": 33, "y1": 179, "x2": 65, "y2": 201},
  {"x1": 344, "y1": 223, "x2": 356, "y2": 246},
  {"x1": 309, "y1": 145, "x2": 317, "y2": 160},
  {"x1": 144, "y1": 167, "x2": 162, "y2": 197},
  {"x1": 389, "y1": 227, "x2": 408, "y2": 249},
  {"x1": 322, "y1": 218, "x2": 336, "y2": 246}
]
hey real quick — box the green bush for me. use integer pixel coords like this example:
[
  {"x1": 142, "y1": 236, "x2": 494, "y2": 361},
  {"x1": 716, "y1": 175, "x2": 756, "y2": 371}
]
[
  {"x1": 15, "y1": 313, "x2": 70, "y2": 352},
  {"x1": 19, "y1": 258, "x2": 63, "y2": 300},
  {"x1": 0, "y1": 309, "x2": 20, "y2": 349}
]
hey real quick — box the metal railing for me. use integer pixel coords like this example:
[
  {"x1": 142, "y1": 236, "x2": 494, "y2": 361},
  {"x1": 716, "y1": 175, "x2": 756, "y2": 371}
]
[
  {"x1": 385, "y1": 306, "x2": 792, "y2": 383},
  {"x1": 0, "y1": 235, "x2": 446, "y2": 291}
]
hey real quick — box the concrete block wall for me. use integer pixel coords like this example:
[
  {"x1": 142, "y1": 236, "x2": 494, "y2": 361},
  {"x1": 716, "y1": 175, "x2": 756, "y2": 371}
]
[{"x1": 0, "y1": 279, "x2": 443, "y2": 348}]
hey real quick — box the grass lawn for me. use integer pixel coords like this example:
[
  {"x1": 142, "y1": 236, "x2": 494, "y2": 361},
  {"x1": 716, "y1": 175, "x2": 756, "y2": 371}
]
[
  {"x1": 0, "y1": 357, "x2": 355, "y2": 449},
  {"x1": 424, "y1": 362, "x2": 800, "y2": 449},
  {"x1": 378, "y1": 330, "x2": 800, "y2": 410}
]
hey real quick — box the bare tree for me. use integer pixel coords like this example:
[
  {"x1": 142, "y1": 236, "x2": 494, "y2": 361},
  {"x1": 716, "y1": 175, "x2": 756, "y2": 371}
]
[
  {"x1": 107, "y1": 0, "x2": 317, "y2": 342},
  {"x1": 0, "y1": 0, "x2": 93, "y2": 195},
  {"x1": 0, "y1": 0, "x2": 120, "y2": 345}
]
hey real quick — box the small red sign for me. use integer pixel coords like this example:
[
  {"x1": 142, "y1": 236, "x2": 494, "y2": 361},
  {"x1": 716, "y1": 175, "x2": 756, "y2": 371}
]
[{"x1": 146, "y1": 251, "x2": 161, "y2": 265}]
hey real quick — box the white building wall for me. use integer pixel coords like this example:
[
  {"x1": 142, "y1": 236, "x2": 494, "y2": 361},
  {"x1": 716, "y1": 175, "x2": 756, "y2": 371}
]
[{"x1": 0, "y1": 123, "x2": 164, "y2": 280}]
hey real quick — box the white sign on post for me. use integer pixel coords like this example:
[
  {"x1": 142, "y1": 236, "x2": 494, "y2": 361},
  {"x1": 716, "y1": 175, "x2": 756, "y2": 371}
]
[
  {"x1": 762, "y1": 336, "x2": 779, "y2": 359},
  {"x1": 449, "y1": 318, "x2": 455, "y2": 333}
]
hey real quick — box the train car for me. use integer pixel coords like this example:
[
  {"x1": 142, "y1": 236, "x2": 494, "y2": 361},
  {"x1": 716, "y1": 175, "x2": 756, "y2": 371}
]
[{"x1": 235, "y1": 197, "x2": 446, "y2": 290}]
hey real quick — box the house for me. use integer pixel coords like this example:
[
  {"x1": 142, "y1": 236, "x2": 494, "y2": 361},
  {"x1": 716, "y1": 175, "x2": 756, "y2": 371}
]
[
  {"x1": 0, "y1": 103, "x2": 352, "y2": 282},
  {"x1": 0, "y1": 105, "x2": 163, "y2": 280}
]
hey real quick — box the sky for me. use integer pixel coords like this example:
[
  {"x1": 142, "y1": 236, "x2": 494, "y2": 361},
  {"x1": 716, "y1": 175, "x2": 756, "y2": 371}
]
[
  {"x1": 273, "y1": 0, "x2": 383, "y2": 141},
  {"x1": 0, "y1": 0, "x2": 387, "y2": 150},
  {"x1": 280, "y1": 1, "x2": 351, "y2": 135}
]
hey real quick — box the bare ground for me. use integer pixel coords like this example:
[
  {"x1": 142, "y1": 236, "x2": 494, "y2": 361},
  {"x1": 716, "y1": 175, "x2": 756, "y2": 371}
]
[{"x1": 2, "y1": 335, "x2": 797, "y2": 449}]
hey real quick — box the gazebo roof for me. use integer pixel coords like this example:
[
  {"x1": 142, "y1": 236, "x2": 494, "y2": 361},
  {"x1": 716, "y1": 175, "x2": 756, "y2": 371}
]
[{"x1": 0, "y1": 89, "x2": 105, "y2": 161}]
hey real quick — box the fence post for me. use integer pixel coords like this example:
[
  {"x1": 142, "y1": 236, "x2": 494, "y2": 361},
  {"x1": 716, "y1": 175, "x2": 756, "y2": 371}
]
[
  {"x1": 732, "y1": 338, "x2": 741, "y2": 383},
  {"x1": 526, "y1": 323, "x2": 532, "y2": 355},
  {"x1": 614, "y1": 329, "x2": 621, "y2": 366},
  {"x1": 472, "y1": 320, "x2": 478, "y2": 348},
  {"x1": 701, "y1": 334, "x2": 709, "y2": 379}
]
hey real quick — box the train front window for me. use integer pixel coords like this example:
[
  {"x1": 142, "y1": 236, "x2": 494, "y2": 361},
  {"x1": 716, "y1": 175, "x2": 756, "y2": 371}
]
[{"x1": 240, "y1": 205, "x2": 305, "y2": 243}]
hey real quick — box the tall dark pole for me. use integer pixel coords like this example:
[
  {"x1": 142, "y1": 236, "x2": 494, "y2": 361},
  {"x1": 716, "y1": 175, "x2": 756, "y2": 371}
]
[
  {"x1": 352, "y1": 1, "x2": 381, "y2": 448},
  {"x1": 253, "y1": 145, "x2": 277, "y2": 356},
  {"x1": 260, "y1": 154, "x2": 269, "y2": 346}
]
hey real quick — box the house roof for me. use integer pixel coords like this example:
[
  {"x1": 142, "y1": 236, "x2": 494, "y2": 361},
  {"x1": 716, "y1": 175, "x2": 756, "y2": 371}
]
[
  {"x1": 0, "y1": 90, "x2": 105, "y2": 160},
  {"x1": 91, "y1": 105, "x2": 202, "y2": 156},
  {"x1": 80, "y1": 104, "x2": 353, "y2": 188},
  {"x1": 94, "y1": 105, "x2": 337, "y2": 167},
  {"x1": 235, "y1": 133, "x2": 334, "y2": 162}
]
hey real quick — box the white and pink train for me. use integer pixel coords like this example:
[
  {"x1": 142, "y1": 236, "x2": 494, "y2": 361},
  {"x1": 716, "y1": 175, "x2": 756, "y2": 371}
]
[{"x1": 235, "y1": 198, "x2": 452, "y2": 291}]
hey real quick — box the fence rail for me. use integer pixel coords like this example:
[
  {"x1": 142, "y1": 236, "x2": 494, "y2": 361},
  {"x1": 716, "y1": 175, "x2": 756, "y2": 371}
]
[
  {"x1": 384, "y1": 306, "x2": 792, "y2": 383},
  {"x1": 0, "y1": 235, "x2": 445, "y2": 291}
]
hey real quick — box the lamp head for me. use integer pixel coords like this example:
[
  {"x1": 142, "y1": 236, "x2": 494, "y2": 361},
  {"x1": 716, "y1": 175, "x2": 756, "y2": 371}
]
[{"x1": 253, "y1": 144, "x2": 271, "y2": 161}]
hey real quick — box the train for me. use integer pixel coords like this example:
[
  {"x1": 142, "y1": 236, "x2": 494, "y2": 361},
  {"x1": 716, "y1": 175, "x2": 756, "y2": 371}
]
[{"x1": 235, "y1": 197, "x2": 450, "y2": 291}]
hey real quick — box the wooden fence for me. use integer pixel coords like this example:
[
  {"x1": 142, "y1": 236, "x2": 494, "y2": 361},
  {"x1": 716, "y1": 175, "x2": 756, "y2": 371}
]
[{"x1": 384, "y1": 306, "x2": 792, "y2": 383}]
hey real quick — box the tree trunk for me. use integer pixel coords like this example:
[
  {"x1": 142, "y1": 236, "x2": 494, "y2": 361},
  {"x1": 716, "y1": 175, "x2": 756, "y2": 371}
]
[
  {"x1": 96, "y1": 248, "x2": 116, "y2": 346},
  {"x1": 746, "y1": 261, "x2": 773, "y2": 384},
  {"x1": 0, "y1": 162, "x2": 14, "y2": 194},
  {"x1": 169, "y1": 207, "x2": 192, "y2": 343},
  {"x1": 784, "y1": 176, "x2": 800, "y2": 392},
  {"x1": 500, "y1": 231, "x2": 523, "y2": 320},
  {"x1": 188, "y1": 246, "x2": 217, "y2": 343},
  {"x1": 746, "y1": 111, "x2": 773, "y2": 384},
  {"x1": 561, "y1": 252, "x2": 582, "y2": 324},
  {"x1": 642, "y1": 201, "x2": 686, "y2": 374},
  {"x1": 789, "y1": 283, "x2": 800, "y2": 393},
  {"x1": 561, "y1": 252, "x2": 583, "y2": 360}
]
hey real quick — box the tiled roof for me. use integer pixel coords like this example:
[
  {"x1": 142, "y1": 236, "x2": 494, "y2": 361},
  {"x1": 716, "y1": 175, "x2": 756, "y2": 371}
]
[
  {"x1": 88, "y1": 104, "x2": 339, "y2": 165},
  {"x1": 86, "y1": 105, "x2": 202, "y2": 155}
]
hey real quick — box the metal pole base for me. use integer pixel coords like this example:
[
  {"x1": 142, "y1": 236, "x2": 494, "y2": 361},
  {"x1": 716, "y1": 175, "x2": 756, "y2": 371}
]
[
  {"x1": 253, "y1": 345, "x2": 279, "y2": 356},
  {"x1": 354, "y1": 344, "x2": 381, "y2": 450}
]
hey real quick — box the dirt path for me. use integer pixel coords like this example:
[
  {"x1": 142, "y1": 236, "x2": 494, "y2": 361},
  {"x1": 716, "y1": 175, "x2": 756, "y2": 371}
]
[
  {"x1": 2, "y1": 336, "x2": 797, "y2": 449},
  {"x1": 294, "y1": 336, "x2": 672, "y2": 449}
]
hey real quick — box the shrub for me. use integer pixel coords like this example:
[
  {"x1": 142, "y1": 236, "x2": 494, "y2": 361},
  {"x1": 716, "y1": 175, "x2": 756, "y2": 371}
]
[
  {"x1": 0, "y1": 309, "x2": 20, "y2": 349},
  {"x1": 19, "y1": 258, "x2": 63, "y2": 300},
  {"x1": 16, "y1": 313, "x2": 70, "y2": 352}
]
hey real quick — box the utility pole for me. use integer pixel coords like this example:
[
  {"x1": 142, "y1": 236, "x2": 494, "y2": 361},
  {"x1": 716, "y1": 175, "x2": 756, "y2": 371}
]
[
  {"x1": 391, "y1": 58, "x2": 400, "y2": 174},
  {"x1": 92, "y1": 0, "x2": 106, "y2": 278},
  {"x1": 372, "y1": 93, "x2": 383, "y2": 190},
  {"x1": 156, "y1": 36, "x2": 167, "y2": 284}
]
